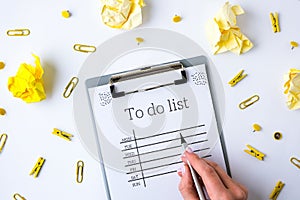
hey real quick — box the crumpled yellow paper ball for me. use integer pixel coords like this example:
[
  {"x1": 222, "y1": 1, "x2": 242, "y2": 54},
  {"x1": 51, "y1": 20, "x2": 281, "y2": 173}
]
[
  {"x1": 206, "y1": 2, "x2": 253, "y2": 55},
  {"x1": 7, "y1": 54, "x2": 46, "y2": 103},
  {"x1": 284, "y1": 68, "x2": 300, "y2": 110},
  {"x1": 100, "y1": 0, "x2": 145, "y2": 30}
]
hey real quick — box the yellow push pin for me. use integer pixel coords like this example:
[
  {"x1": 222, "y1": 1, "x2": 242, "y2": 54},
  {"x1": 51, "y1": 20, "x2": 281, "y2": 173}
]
[
  {"x1": 135, "y1": 37, "x2": 144, "y2": 45},
  {"x1": 172, "y1": 15, "x2": 182, "y2": 23},
  {"x1": 0, "y1": 108, "x2": 6, "y2": 116},
  {"x1": 0, "y1": 61, "x2": 5, "y2": 70},
  {"x1": 252, "y1": 123, "x2": 262, "y2": 132},
  {"x1": 62, "y1": 10, "x2": 71, "y2": 18},
  {"x1": 290, "y1": 41, "x2": 298, "y2": 50}
]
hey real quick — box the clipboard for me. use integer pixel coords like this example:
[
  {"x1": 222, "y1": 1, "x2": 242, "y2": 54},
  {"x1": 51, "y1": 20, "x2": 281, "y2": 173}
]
[{"x1": 85, "y1": 56, "x2": 229, "y2": 200}]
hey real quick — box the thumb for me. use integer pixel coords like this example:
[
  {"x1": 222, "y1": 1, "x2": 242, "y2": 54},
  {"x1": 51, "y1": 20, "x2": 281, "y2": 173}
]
[{"x1": 178, "y1": 164, "x2": 199, "y2": 200}]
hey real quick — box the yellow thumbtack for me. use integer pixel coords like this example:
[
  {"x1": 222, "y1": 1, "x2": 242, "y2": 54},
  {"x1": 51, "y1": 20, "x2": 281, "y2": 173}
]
[
  {"x1": 0, "y1": 61, "x2": 5, "y2": 70},
  {"x1": 252, "y1": 124, "x2": 262, "y2": 132},
  {"x1": 172, "y1": 15, "x2": 182, "y2": 23},
  {"x1": 62, "y1": 10, "x2": 71, "y2": 18},
  {"x1": 135, "y1": 37, "x2": 144, "y2": 45},
  {"x1": 290, "y1": 41, "x2": 298, "y2": 50},
  {"x1": 0, "y1": 108, "x2": 6, "y2": 115}
]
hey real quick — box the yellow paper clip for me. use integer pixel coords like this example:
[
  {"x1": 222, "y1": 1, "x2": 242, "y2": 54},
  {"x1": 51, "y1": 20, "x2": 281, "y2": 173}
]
[
  {"x1": 7, "y1": 29, "x2": 30, "y2": 36},
  {"x1": 269, "y1": 181, "x2": 284, "y2": 200},
  {"x1": 290, "y1": 157, "x2": 300, "y2": 169},
  {"x1": 73, "y1": 44, "x2": 96, "y2": 53},
  {"x1": 0, "y1": 133, "x2": 8, "y2": 152},
  {"x1": 239, "y1": 95, "x2": 260, "y2": 110},
  {"x1": 244, "y1": 144, "x2": 265, "y2": 160},
  {"x1": 270, "y1": 12, "x2": 280, "y2": 33},
  {"x1": 63, "y1": 77, "x2": 79, "y2": 98},
  {"x1": 52, "y1": 128, "x2": 73, "y2": 141},
  {"x1": 29, "y1": 157, "x2": 45, "y2": 178},
  {"x1": 228, "y1": 70, "x2": 247, "y2": 87},
  {"x1": 13, "y1": 193, "x2": 26, "y2": 200},
  {"x1": 76, "y1": 160, "x2": 84, "y2": 183}
]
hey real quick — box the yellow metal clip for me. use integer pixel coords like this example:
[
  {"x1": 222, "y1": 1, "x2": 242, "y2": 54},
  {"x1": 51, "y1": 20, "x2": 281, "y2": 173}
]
[
  {"x1": 7, "y1": 29, "x2": 30, "y2": 36},
  {"x1": 228, "y1": 70, "x2": 247, "y2": 87},
  {"x1": 290, "y1": 157, "x2": 300, "y2": 169},
  {"x1": 244, "y1": 144, "x2": 265, "y2": 161},
  {"x1": 13, "y1": 193, "x2": 26, "y2": 200},
  {"x1": 269, "y1": 181, "x2": 284, "y2": 200},
  {"x1": 73, "y1": 44, "x2": 96, "y2": 53},
  {"x1": 29, "y1": 157, "x2": 45, "y2": 178},
  {"x1": 239, "y1": 95, "x2": 260, "y2": 110},
  {"x1": 0, "y1": 133, "x2": 8, "y2": 152},
  {"x1": 76, "y1": 160, "x2": 84, "y2": 183},
  {"x1": 52, "y1": 128, "x2": 73, "y2": 141},
  {"x1": 63, "y1": 77, "x2": 79, "y2": 98},
  {"x1": 270, "y1": 12, "x2": 280, "y2": 33}
]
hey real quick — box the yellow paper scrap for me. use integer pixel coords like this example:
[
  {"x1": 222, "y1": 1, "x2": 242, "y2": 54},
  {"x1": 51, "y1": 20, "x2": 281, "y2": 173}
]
[
  {"x1": 206, "y1": 2, "x2": 253, "y2": 55},
  {"x1": 7, "y1": 54, "x2": 46, "y2": 103},
  {"x1": 100, "y1": 0, "x2": 145, "y2": 30},
  {"x1": 284, "y1": 68, "x2": 300, "y2": 110}
]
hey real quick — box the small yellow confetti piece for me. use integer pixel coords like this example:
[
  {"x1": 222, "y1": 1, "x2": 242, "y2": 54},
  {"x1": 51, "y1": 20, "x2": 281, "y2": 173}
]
[
  {"x1": 0, "y1": 62, "x2": 5, "y2": 70},
  {"x1": 173, "y1": 15, "x2": 182, "y2": 23},
  {"x1": 62, "y1": 10, "x2": 71, "y2": 18},
  {"x1": 252, "y1": 124, "x2": 261, "y2": 132},
  {"x1": 0, "y1": 108, "x2": 6, "y2": 115},
  {"x1": 290, "y1": 41, "x2": 298, "y2": 50},
  {"x1": 135, "y1": 37, "x2": 144, "y2": 44}
]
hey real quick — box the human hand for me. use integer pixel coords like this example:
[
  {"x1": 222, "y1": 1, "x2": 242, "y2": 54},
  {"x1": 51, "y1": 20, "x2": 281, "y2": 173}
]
[{"x1": 177, "y1": 149, "x2": 248, "y2": 200}]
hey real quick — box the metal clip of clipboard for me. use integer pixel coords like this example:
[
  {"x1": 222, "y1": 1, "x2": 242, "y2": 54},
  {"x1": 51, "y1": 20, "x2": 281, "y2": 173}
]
[{"x1": 109, "y1": 62, "x2": 187, "y2": 98}]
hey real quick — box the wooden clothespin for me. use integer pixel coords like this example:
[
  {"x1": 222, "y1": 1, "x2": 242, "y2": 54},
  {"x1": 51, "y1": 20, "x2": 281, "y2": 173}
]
[
  {"x1": 244, "y1": 144, "x2": 265, "y2": 160},
  {"x1": 29, "y1": 157, "x2": 45, "y2": 178},
  {"x1": 228, "y1": 70, "x2": 247, "y2": 87},
  {"x1": 52, "y1": 128, "x2": 73, "y2": 141},
  {"x1": 269, "y1": 181, "x2": 285, "y2": 200},
  {"x1": 270, "y1": 12, "x2": 280, "y2": 33}
]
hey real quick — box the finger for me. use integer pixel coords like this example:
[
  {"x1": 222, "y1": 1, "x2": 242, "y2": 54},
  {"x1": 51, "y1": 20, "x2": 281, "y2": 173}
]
[
  {"x1": 205, "y1": 160, "x2": 236, "y2": 189},
  {"x1": 178, "y1": 164, "x2": 199, "y2": 200},
  {"x1": 184, "y1": 150, "x2": 227, "y2": 198},
  {"x1": 177, "y1": 166, "x2": 183, "y2": 178},
  {"x1": 206, "y1": 160, "x2": 248, "y2": 199}
]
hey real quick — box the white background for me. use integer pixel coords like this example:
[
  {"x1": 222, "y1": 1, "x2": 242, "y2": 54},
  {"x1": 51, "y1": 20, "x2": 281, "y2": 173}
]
[{"x1": 1, "y1": 0, "x2": 300, "y2": 199}]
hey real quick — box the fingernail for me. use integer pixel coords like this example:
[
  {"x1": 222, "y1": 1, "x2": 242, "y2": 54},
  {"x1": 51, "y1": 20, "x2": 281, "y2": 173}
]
[
  {"x1": 185, "y1": 147, "x2": 193, "y2": 153},
  {"x1": 177, "y1": 165, "x2": 185, "y2": 175},
  {"x1": 182, "y1": 164, "x2": 186, "y2": 175}
]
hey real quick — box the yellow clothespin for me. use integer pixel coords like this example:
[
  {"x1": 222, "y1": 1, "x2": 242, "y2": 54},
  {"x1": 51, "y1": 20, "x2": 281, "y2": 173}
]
[
  {"x1": 52, "y1": 128, "x2": 73, "y2": 141},
  {"x1": 76, "y1": 160, "x2": 84, "y2": 183},
  {"x1": 244, "y1": 144, "x2": 265, "y2": 160},
  {"x1": 269, "y1": 181, "x2": 284, "y2": 200},
  {"x1": 270, "y1": 12, "x2": 280, "y2": 33},
  {"x1": 29, "y1": 157, "x2": 45, "y2": 178},
  {"x1": 228, "y1": 70, "x2": 247, "y2": 87},
  {"x1": 0, "y1": 133, "x2": 8, "y2": 152}
]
